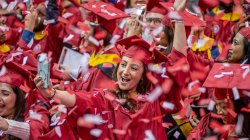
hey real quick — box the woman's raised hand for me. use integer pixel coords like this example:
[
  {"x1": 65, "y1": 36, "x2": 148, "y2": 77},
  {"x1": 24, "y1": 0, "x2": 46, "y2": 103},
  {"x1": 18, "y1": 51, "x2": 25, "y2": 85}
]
[
  {"x1": 34, "y1": 76, "x2": 54, "y2": 98},
  {"x1": 174, "y1": 0, "x2": 188, "y2": 12}
]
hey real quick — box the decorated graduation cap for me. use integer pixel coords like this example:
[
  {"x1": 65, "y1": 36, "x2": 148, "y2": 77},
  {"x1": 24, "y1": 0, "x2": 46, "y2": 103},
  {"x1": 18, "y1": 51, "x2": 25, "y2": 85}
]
[
  {"x1": 116, "y1": 35, "x2": 167, "y2": 65},
  {"x1": 159, "y1": 2, "x2": 206, "y2": 27},
  {"x1": 147, "y1": 0, "x2": 160, "y2": 11},
  {"x1": 81, "y1": 1, "x2": 129, "y2": 33},
  {"x1": 239, "y1": 27, "x2": 250, "y2": 42},
  {"x1": 203, "y1": 63, "x2": 250, "y2": 99},
  {"x1": 0, "y1": 51, "x2": 37, "y2": 93}
]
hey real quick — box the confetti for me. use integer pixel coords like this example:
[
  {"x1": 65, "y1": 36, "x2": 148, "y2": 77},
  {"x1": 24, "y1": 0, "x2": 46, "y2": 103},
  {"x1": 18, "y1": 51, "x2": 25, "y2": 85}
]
[
  {"x1": 90, "y1": 128, "x2": 102, "y2": 137},
  {"x1": 235, "y1": 114, "x2": 244, "y2": 134},
  {"x1": 146, "y1": 86, "x2": 162, "y2": 103},
  {"x1": 0, "y1": 65, "x2": 7, "y2": 76},
  {"x1": 232, "y1": 87, "x2": 240, "y2": 100},
  {"x1": 144, "y1": 130, "x2": 155, "y2": 140},
  {"x1": 62, "y1": 12, "x2": 73, "y2": 19},
  {"x1": 63, "y1": 34, "x2": 74, "y2": 43},
  {"x1": 207, "y1": 100, "x2": 216, "y2": 111},
  {"x1": 162, "y1": 101, "x2": 175, "y2": 110},
  {"x1": 113, "y1": 129, "x2": 127, "y2": 135},
  {"x1": 55, "y1": 126, "x2": 62, "y2": 137}
]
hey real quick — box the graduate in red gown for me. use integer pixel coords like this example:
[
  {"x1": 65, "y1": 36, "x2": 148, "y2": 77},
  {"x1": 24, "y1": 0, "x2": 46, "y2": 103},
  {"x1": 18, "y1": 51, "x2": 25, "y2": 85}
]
[
  {"x1": 0, "y1": 52, "x2": 50, "y2": 140},
  {"x1": 34, "y1": 1, "x2": 191, "y2": 138}
]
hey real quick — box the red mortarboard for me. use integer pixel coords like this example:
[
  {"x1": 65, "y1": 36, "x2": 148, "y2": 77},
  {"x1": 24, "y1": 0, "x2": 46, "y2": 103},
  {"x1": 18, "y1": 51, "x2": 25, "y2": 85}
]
[
  {"x1": 33, "y1": 0, "x2": 45, "y2": 5},
  {"x1": 0, "y1": 51, "x2": 37, "y2": 92},
  {"x1": 116, "y1": 35, "x2": 167, "y2": 65},
  {"x1": 159, "y1": 2, "x2": 206, "y2": 27},
  {"x1": 239, "y1": 27, "x2": 250, "y2": 42},
  {"x1": 203, "y1": 63, "x2": 250, "y2": 90},
  {"x1": 149, "y1": 5, "x2": 167, "y2": 15},
  {"x1": 81, "y1": 1, "x2": 129, "y2": 33},
  {"x1": 203, "y1": 63, "x2": 250, "y2": 99},
  {"x1": 147, "y1": 0, "x2": 160, "y2": 11}
]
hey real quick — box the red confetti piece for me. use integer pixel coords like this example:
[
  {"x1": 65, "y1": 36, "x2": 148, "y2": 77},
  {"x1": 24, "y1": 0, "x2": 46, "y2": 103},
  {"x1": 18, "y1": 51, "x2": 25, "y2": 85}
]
[
  {"x1": 210, "y1": 113, "x2": 223, "y2": 119},
  {"x1": 199, "y1": 108, "x2": 206, "y2": 117},
  {"x1": 162, "y1": 122, "x2": 173, "y2": 128},
  {"x1": 161, "y1": 79, "x2": 173, "y2": 93},
  {"x1": 146, "y1": 72, "x2": 158, "y2": 85},
  {"x1": 58, "y1": 17, "x2": 69, "y2": 24},
  {"x1": 113, "y1": 129, "x2": 127, "y2": 135},
  {"x1": 102, "y1": 63, "x2": 113, "y2": 68},
  {"x1": 94, "y1": 30, "x2": 107, "y2": 40},
  {"x1": 139, "y1": 119, "x2": 150, "y2": 123},
  {"x1": 227, "y1": 108, "x2": 237, "y2": 118}
]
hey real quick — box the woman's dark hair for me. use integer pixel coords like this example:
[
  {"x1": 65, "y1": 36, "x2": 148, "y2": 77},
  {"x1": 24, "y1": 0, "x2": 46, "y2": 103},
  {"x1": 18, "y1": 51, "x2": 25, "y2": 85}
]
[
  {"x1": 125, "y1": 0, "x2": 131, "y2": 9},
  {"x1": 161, "y1": 26, "x2": 174, "y2": 56},
  {"x1": 240, "y1": 37, "x2": 250, "y2": 64},
  {"x1": 111, "y1": 63, "x2": 150, "y2": 111},
  {"x1": 233, "y1": 97, "x2": 250, "y2": 138},
  {"x1": 6, "y1": 86, "x2": 26, "y2": 140},
  {"x1": 219, "y1": 1, "x2": 234, "y2": 13}
]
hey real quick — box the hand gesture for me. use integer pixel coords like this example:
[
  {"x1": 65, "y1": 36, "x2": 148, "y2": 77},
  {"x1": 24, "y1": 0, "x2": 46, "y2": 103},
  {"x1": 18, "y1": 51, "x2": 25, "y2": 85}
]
[
  {"x1": 24, "y1": 12, "x2": 37, "y2": 31},
  {"x1": 174, "y1": 0, "x2": 188, "y2": 12},
  {"x1": 0, "y1": 117, "x2": 8, "y2": 131},
  {"x1": 34, "y1": 76, "x2": 54, "y2": 98}
]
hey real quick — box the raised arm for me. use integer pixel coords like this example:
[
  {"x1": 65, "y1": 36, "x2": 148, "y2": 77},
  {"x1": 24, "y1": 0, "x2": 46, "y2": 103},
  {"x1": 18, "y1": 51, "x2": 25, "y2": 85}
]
[{"x1": 173, "y1": 0, "x2": 188, "y2": 56}]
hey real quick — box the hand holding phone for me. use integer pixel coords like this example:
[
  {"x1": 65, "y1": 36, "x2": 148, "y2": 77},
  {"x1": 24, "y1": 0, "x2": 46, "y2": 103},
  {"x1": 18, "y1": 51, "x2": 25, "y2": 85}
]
[{"x1": 38, "y1": 53, "x2": 50, "y2": 88}]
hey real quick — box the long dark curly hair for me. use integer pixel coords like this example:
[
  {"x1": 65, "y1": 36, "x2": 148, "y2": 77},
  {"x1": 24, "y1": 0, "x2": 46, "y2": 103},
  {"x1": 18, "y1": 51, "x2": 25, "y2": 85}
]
[{"x1": 111, "y1": 63, "x2": 150, "y2": 111}]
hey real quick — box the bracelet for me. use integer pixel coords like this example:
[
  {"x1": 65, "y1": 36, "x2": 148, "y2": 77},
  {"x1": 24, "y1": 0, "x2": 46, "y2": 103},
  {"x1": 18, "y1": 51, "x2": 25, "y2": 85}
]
[{"x1": 49, "y1": 88, "x2": 57, "y2": 99}]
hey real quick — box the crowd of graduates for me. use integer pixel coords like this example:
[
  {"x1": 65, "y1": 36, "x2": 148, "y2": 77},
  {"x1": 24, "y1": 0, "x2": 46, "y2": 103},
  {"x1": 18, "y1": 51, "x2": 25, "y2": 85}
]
[{"x1": 0, "y1": 0, "x2": 250, "y2": 139}]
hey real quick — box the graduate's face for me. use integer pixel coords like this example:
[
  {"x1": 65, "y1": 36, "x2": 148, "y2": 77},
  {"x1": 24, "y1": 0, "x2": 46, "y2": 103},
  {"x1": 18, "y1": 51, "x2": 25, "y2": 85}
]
[
  {"x1": 130, "y1": 0, "x2": 148, "y2": 8},
  {"x1": 145, "y1": 12, "x2": 164, "y2": 31},
  {"x1": 117, "y1": 56, "x2": 144, "y2": 92},
  {"x1": 215, "y1": 99, "x2": 234, "y2": 124},
  {"x1": 0, "y1": 83, "x2": 16, "y2": 118},
  {"x1": 228, "y1": 33, "x2": 245, "y2": 63}
]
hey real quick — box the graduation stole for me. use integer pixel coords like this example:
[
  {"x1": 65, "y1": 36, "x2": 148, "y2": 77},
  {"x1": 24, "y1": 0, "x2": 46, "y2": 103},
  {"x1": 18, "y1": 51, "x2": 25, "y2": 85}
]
[
  {"x1": 34, "y1": 31, "x2": 46, "y2": 41},
  {"x1": 191, "y1": 36, "x2": 214, "y2": 59},
  {"x1": 212, "y1": 7, "x2": 241, "y2": 22},
  {"x1": 0, "y1": 43, "x2": 10, "y2": 53},
  {"x1": 89, "y1": 51, "x2": 120, "y2": 67}
]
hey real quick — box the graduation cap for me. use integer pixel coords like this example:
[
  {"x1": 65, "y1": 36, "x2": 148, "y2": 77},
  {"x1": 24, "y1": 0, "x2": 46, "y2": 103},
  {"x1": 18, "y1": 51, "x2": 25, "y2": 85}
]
[
  {"x1": 0, "y1": 51, "x2": 37, "y2": 93},
  {"x1": 81, "y1": 1, "x2": 129, "y2": 33},
  {"x1": 239, "y1": 27, "x2": 250, "y2": 42},
  {"x1": 116, "y1": 35, "x2": 167, "y2": 65},
  {"x1": 149, "y1": 5, "x2": 168, "y2": 15},
  {"x1": 203, "y1": 63, "x2": 250, "y2": 99},
  {"x1": 147, "y1": 0, "x2": 160, "y2": 11},
  {"x1": 159, "y1": 2, "x2": 206, "y2": 27},
  {"x1": 33, "y1": 0, "x2": 45, "y2": 5}
]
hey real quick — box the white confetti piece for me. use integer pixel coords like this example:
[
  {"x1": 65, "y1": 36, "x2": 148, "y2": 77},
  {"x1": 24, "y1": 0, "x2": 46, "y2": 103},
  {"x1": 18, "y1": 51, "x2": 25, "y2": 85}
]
[
  {"x1": 90, "y1": 129, "x2": 102, "y2": 137},
  {"x1": 0, "y1": 0, "x2": 8, "y2": 9},
  {"x1": 173, "y1": 131, "x2": 180, "y2": 139},
  {"x1": 242, "y1": 67, "x2": 250, "y2": 79},
  {"x1": 118, "y1": 19, "x2": 126, "y2": 29},
  {"x1": 22, "y1": 56, "x2": 28, "y2": 65},
  {"x1": 0, "y1": 65, "x2": 7, "y2": 76},
  {"x1": 58, "y1": 105, "x2": 67, "y2": 114},
  {"x1": 27, "y1": 38, "x2": 34, "y2": 48},
  {"x1": 110, "y1": 35, "x2": 121, "y2": 44},
  {"x1": 62, "y1": 12, "x2": 73, "y2": 19},
  {"x1": 29, "y1": 110, "x2": 42, "y2": 120},
  {"x1": 156, "y1": 45, "x2": 168, "y2": 50},
  {"x1": 83, "y1": 114, "x2": 104, "y2": 125},
  {"x1": 6, "y1": 1, "x2": 17, "y2": 12},
  {"x1": 207, "y1": 100, "x2": 216, "y2": 111},
  {"x1": 63, "y1": 34, "x2": 74, "y2": 43},
  {"x1": 168, "y1": 11, "x2": 182, "y2": 20},
  {"x1": 232, "y1": 87, "x2": 240, "y2": 100},
  {"x1": 144, "y1": 130, "x2": 155, "y2": 140},
  {"x1": 187, "y1": 80, "x2": 199, "y2": 90},
  {"x1": 242, "y1": 90, "x2": 250, "y2": 97},
  {"x1": 245, "y1": 21, "x2": 249, "y2": 27},
  {"x1": 235, "y1": 114, "x2": 244, "y2": 134},
  {"x1": 162, "y1": 101, "x2": 175, "y2": 110},
  {"x1": 146, "y1": 86, "x2": 162, "y2": 103},
  {"x1": 88, "y1": 36, "x2": 100, "y2": 46},
  {"x1": 43, "y1": 19, "x2": 56, "y2": 25},
  {"x1": 240, "y1": 59, "x2": 248, "y2": 66},
  {"x1": 55, "y1": 126, "x2": 62, "y2": 137},
  {"x1": 198, "y1": 87, "x2": 206, "y2": 93}
]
